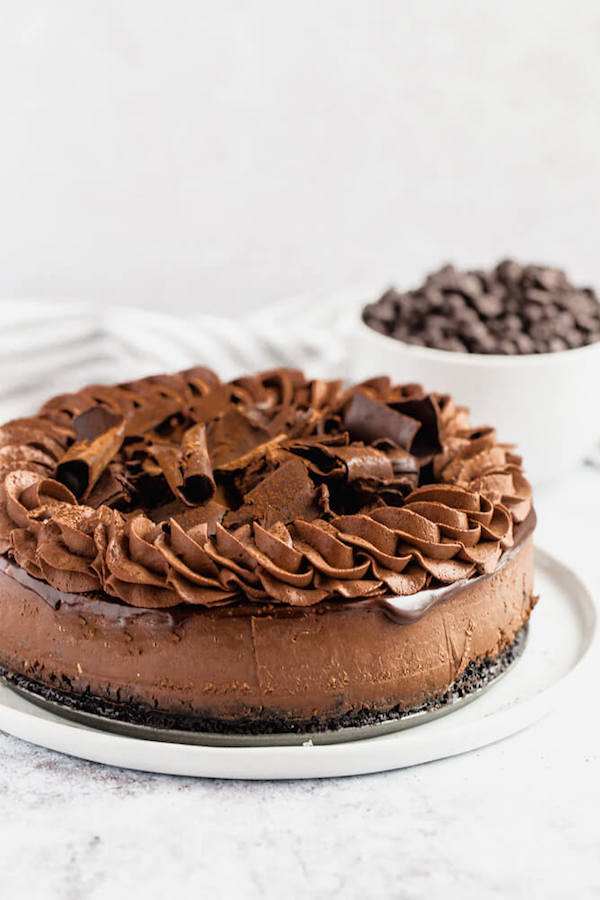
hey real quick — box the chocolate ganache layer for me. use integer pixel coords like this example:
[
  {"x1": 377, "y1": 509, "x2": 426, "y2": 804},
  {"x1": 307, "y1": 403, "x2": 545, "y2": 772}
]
[{"x1": 0, "y1": 367, "x2": 532, "y2": 609}]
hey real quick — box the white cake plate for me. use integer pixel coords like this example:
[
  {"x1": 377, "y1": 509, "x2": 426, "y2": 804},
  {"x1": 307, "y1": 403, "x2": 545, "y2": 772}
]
[{"x1": 0, "y1": 547, "x2": 595, "y2": 779}]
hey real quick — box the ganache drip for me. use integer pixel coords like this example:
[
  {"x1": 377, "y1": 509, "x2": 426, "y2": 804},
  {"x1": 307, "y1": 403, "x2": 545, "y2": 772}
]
[{"x1": 0, "y1": 367, "x2": 532, "y2": 609}]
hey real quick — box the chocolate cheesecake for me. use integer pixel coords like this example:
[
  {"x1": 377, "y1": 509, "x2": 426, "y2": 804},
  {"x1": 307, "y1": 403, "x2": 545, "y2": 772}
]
[{"x1": 0, "y1": 368, "x2": 536, "y2": 734}]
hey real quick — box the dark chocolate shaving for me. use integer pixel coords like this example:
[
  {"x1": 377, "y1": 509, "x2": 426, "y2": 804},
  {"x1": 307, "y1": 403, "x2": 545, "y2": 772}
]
[
  {"x1": 207, "y1": 408, "x2": 272, "y2": 469},
  {"x1": 391, "y1": 396, "x2": 441, "y2": 457},
  {"x1": 72, "y1": 407, "x2": 123, "y2": 442},
  {"x1": 181, "y1": 424, "x2": 215, "y2": 504},
  {"x1": 224, "y1": 458, "x2": 323, "y2": 529},
  {"x1": 56, "y1": 415, "x2": 126, "y2": 499},
  {"x1": 344, "y1": 390, "x2": 421, "y2": 450}
]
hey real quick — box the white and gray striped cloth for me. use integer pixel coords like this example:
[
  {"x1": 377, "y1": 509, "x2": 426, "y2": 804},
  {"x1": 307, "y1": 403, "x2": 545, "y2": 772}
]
[{"x1": 0, "y1": 291, "x2": 358, "y2": 421}]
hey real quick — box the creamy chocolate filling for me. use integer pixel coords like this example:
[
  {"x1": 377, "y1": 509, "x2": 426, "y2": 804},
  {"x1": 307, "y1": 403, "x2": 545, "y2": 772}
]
[{"x1": 0, "y1": 537, "x2": 536, "y2": 729}]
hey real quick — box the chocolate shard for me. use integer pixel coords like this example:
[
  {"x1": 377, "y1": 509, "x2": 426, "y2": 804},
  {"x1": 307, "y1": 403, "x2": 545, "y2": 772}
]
[
  {"x1": 207, "y1": 408, "x2": 272, "y2": 469},
  {"x1": 72, "y1": 406, "x2": 123, "y2": 442},
  {"x1": 86, "y1": 463, "x2": 131, "y2": 509},
  {"x1": 284, "y1": 434, "x2": 348, "y2": 477},
  {"x1": 224, "y1": 458, "x2": 321, "y2": 529},
  {"x1": 188, "y1": 383, "x2": 232, "y2": 424}
]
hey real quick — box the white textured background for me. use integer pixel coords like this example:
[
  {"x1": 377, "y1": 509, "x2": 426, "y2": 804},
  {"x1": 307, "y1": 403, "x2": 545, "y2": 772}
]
[{"x1": 1, "y1": 0, "x2": 599, "y2": 316}]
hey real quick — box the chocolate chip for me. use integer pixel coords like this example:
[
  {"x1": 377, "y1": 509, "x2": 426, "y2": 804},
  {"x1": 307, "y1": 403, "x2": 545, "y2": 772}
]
[
  {"x1": 443, "y1": 293, "x2": 468, "y2": 317},
  {"x1": 496, "y1": 259, "x2": 522, "y2": 283},
  {"x1": 523, "y1": 302, "x2": 544, "y2": 322},
  {"x1": 552, "y1": 310, "x2": 574, "y2": 331},
  {"x1": 535, "y1": 268, "x2": 565, "y2": 291},
  {"x1": 525, "y1": 288, "x2": 553, "y2": 305},
  {"x1": 576, "y1": 313, "x2": 600, "y2": 332},
  {"x1": 369, "y1": 297, "x2": 396, "y2": 325},
  {"x1": 473, "y1": 294, "x2": 503, "y2": 318},
  {"x1": 363, "y1": 260, "x2": 600, "y2": 355},
  {"x1": 503, "y1": 296, "x2": 522, "y2": 315},
  {"x1": 496, "y1": 339, "x2": 514, "y2": 354},
  {"x1": 513, "y1": 333, "x2": 535, "y2": 354},
  {"x1": 463, "y1": 320, "x2": 490, "y2": 341},
  {"x1": 502, "y1": 314, "x2": 523, "y2": 334},
  {"x1": 436, "y1": 337, "x2": 468, "y2": 352},
  {"x1": 564, "y1": 328, "x2": 584, "y2": 348},
  {"x1": 423, "y1": 287, "x2": 445, "y2": 310},
  {"x1": 453, "y1": 273, "x2": 482, "y2": 298},
  {"x1": 547, "y1": 337, "x2": 569, "y2": 352},
  {"x1": 472, "y1": 336, "x2": 498, "y2": 354},
  {"x1": 458, "y1": 304, "x2": 480, "y2": 324},
  {"x1": 521, "y1": 265, "x2": 548, "y2": 288},
  {"x1": 366, "y1": 318, "x2": 389, "y2": 335},
  {"x1": 530, "y1": 321, "x2": 555, "y2": 342}
]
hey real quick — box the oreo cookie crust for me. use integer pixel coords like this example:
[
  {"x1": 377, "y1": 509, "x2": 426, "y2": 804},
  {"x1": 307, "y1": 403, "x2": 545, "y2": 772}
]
[{"x1": 0, "y1": 627, "x2": 528, "y2": 738}]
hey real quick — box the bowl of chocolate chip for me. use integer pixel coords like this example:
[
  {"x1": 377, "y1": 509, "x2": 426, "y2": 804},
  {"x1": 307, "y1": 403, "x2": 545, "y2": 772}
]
[{"x1": 356, "y1": 260, "x2": 600, "y2": 484}]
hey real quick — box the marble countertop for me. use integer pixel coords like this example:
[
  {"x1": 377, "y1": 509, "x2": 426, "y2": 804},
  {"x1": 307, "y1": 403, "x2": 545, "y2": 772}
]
[{"x1": 0, "y1": 464, "x2": 598, "y2": 900}]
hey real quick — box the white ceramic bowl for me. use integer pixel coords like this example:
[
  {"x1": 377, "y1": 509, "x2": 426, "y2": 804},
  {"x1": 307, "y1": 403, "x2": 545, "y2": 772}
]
[{"x1": 351, "y1": 313, "x2": 600, "y2": 485}]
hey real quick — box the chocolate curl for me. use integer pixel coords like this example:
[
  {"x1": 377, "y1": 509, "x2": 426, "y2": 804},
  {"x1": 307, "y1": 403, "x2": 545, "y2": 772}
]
[
  {"x1": 334, "y1": 445, "x2": 393, "y2": 483},
  {"x1": 144, "y1": 444, "x2": 183, "y2": 498},
  {"x1": 391, "y1": 395, "x2": 441, "y2": 457},
  {"x1": 56, "y1": 409, "x2": 125, "y2": 500},
  {"x1": 146, "y1": 425, "x2": 216, "y2": 508},
  {"x1": 344, "y1": 390, "x2": 421, "y2": 450},
  {"x1": 181, "y1": 424, "x2": 216, "y2": 503}
]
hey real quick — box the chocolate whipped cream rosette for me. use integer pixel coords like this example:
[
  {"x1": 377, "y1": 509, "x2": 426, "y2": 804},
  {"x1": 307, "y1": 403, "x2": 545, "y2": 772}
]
[
  {"x1": 0, "y1": 366, "x2": 536, "y2": 736},
  {"x1": 356, "y1": 260, "x2": 600, "y2": 483}
]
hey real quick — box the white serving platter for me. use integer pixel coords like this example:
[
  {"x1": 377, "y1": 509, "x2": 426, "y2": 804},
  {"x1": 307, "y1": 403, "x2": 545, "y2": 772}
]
[{"x1": 0, "y1": 547, "x2": 595, "y2": 779}]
